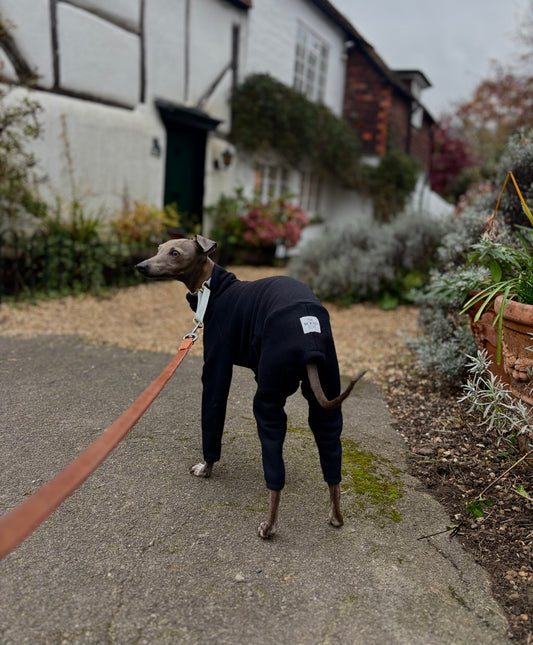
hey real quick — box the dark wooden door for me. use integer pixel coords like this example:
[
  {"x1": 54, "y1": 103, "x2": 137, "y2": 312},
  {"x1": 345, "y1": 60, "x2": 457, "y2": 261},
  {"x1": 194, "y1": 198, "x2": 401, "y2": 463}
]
[{"x1": 163, "y1": 125, "x2": 207, "y2": 231}]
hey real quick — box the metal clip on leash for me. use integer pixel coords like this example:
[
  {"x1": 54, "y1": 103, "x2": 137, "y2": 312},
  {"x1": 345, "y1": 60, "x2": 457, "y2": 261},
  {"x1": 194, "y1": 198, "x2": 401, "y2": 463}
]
[
  {"x1": 183, "y1": 278, "x2": 211, "y2": 342},
  {"x1": 183, "y1": 321, "x2": 202, "y2": 342}
]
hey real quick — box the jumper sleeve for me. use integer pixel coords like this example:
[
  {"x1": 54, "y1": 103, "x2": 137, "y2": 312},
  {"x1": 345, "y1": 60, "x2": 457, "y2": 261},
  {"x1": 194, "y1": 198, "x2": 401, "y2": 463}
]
[{"x1": 200, "y1": 338, "x2": 234, "y2": 463}]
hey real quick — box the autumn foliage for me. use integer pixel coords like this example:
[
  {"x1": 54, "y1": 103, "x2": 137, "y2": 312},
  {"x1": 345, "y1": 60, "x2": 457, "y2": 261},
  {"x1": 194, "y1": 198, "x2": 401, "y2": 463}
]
[
  {"x1": 456, "y1": 65, "x2": 533, "y2": 164},
  {"x1": 431, "y1": 0, "x2": 533, "y2": 203},
  {"x1": 429, "y1": 119, "x2": 473, "y2": 199}
]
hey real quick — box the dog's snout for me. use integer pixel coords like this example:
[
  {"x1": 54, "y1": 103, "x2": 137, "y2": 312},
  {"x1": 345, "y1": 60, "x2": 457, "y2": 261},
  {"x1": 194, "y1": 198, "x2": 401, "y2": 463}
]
[{"x1": 136, "y1": 261, "x2": 148, "y2": 274}]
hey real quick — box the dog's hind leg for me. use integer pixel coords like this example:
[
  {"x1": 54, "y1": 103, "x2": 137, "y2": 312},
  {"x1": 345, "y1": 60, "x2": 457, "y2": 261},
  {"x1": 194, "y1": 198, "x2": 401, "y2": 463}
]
[
  {"x1": 301, "y1": 369, "x2": 345, "y2": 527},
  {"x1": 258, "y1": 489, "x2": 281, "y2": 538},
  {"x1": 328, "y1": 483, "x2": 344, "y2": 526},
  {"x1": 253, "y1": 388, "x2": 291, "y2": 538}
]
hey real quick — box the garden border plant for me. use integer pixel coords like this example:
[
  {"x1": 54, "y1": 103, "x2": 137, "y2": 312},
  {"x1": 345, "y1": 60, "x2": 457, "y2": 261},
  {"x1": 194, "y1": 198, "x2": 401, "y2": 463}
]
[
  {"x1": 406, "y1": 131, "x2": 533, "y2": 528},
  {"x1": 459, "y1": 350, "x2": 533, "y2": 518},
  {"x1": 289, "y1": 207, "x2": 449, "y2": 308}
]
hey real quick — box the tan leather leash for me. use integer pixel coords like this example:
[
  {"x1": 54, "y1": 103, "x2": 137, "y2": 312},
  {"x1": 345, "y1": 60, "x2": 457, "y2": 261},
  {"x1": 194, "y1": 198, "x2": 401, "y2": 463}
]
[{"x1": 0, "y1": 331, "x2": 199, "y2": 561}]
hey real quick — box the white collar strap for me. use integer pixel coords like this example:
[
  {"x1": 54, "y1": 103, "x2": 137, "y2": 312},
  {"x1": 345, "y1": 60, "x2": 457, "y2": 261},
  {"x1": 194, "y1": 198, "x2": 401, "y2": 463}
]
[{"x1": 193, "y1": 279, "x2": 211, "y2": 325}]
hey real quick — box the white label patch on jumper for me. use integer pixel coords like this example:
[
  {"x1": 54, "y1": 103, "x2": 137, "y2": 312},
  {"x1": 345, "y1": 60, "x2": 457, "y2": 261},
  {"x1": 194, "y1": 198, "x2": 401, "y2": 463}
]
[{"x1": 300, "y1": 316, "x2": 321, "y2": 334}]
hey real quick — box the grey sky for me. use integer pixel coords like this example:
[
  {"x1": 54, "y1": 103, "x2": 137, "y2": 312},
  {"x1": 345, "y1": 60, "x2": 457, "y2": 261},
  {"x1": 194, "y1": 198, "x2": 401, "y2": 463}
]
[{"x1": 332, "y1": 0, "x2": 525, "y2": 117}]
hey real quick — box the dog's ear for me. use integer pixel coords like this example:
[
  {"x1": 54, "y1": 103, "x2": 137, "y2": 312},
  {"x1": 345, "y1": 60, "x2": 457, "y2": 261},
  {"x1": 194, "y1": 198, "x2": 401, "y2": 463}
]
[{"x1": 194, "y1": 234, "x2": 217, "y2": 255}]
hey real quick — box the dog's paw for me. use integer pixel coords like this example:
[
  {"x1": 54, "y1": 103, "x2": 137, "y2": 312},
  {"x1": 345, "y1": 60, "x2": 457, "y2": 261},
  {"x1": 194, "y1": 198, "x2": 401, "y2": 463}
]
[
  {"x1": 328, "y1": 511, "x2": 344, "y2": 527},
  {"x1": 258, "y1": 521, "x2": 277, "y2": 539},
  {"x1": 190, "y1": 462, "x2": 212, "y2": 478}
]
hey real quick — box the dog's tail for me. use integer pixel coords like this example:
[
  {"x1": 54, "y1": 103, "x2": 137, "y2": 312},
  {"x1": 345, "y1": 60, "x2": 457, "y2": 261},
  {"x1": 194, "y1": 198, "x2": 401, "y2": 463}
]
[{"x1": 306, "y1": 363, "x2": 367, "y2": 410}]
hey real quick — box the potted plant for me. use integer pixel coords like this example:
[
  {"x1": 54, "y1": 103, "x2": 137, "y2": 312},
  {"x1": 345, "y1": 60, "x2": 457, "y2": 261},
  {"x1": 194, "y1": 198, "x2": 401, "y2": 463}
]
[{"x1": 461, "y1": 172, "x2": 533, "y2": 404}]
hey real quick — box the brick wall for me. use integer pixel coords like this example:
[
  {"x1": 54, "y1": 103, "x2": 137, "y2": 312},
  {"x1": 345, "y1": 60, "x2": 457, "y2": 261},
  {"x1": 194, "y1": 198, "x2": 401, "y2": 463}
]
[
  {"x1": 343, "y1": 46, "x2": 434, "y2": 172},
  {"x1": 343, "y1": 47, "x2": 391, "y2": 156},
  {"x1": 409, "y1": 113, "x2": 434, "y2": 172}
]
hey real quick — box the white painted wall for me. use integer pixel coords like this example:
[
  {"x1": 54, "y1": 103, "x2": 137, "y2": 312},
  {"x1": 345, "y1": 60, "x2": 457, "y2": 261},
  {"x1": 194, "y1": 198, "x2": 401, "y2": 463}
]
[
  {"x1": 57, "y1": 3, "x2": 141, "y2": 107},
  {"x1": 16, "y1": 89, "x2": 165, "y2": 216},
  {"x1": 323, "y1": 183, "x2": 373, "y2": 225},
  {"x1": 144, "y1": 0, "x2": 185, "y2": 104},
  {"x1": 0, "y1": 48, "x2": 16, "y2": 80},
  {"x1": 0, "y1": 0, "x2": 245, "y2": 221},
  {"x1": 410, "y1": 175, "x2": 455, "y2": 218},
  {"x1": 246, "y1": 0, "x2": 348, "y2": 116},
  {"x1": 0, "y1": 0, "x2": 54, "y2": 87},
  {"x1": 145, "y1": 0, "x2": 244, "y2": 126},
  {"x1": 70, "y1": 0, "x2": 141, "y2": 31},
  {"x1": 189, "y1": 1, "x2": 244, "y2": 125}
]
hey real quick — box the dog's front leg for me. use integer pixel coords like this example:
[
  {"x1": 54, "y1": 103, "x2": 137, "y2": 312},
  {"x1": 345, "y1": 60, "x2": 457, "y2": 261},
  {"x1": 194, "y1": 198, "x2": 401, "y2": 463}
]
[
  {"x1": 190, "y1": 461, "x2": 213, "y2": 478},
  {"x1": 258, "y1": 489, "x2": 281, "y2": 539},
  {"x1": 328, "y1": 483, "x2": 344, "y2": 527}
]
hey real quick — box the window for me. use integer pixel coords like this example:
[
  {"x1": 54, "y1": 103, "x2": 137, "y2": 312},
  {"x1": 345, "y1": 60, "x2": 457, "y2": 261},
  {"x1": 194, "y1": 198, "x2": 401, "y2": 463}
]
[
  {"x1": 254, "y1": 163, "x2": 290, "y2": 200},
  {"x1": 406, "y1": 78, "x2": 425, "y2": 129},
  {"x1": 299, "y1": 170, "x2": 321, "y2": 214},
  {"x1": 293, "y1": 22, "x2": 328, "y2": 102},
  {"x1": 411, "y1": 102, "x2": 424, "y2": 129}
]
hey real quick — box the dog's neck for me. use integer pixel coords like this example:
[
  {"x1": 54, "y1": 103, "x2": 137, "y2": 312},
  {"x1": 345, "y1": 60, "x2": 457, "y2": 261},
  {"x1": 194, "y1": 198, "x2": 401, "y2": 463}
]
[{"x1": 183, "y1": 257, "x2": 215, "y2": 293}]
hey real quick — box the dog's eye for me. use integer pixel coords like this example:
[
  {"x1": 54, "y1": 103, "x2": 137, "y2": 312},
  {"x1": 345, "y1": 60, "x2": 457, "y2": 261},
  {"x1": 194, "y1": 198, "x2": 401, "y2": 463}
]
[{"x1": 170, "y1": 249, "x2": 180, "y2": 257}]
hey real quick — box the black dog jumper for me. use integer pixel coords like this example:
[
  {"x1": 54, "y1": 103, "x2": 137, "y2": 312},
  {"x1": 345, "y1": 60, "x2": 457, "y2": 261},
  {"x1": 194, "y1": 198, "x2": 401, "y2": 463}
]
[{"x1": 187, "y1": 264, "x2": 343, "y2": 491}]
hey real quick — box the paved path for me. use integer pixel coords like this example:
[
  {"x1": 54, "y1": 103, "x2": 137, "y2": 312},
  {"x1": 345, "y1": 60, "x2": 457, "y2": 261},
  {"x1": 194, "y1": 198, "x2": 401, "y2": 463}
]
[{"x1": 0, "y1": 336, "x2": 511, "y2": 645}]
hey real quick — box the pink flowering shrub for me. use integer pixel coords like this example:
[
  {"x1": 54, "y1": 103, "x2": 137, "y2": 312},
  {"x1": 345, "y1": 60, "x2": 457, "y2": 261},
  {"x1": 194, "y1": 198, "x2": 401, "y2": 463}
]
[
  {"x1": 210, "y1": 190, "x2": 309, "y2": 249},
  {"x1": 241, "y1": 197, "x2": 308, "y2": 248}
]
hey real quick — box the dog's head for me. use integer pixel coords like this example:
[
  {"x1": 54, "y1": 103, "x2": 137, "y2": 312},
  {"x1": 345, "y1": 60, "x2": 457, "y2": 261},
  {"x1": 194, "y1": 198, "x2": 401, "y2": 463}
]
[{"x1": 136, "y1": 234, "x2": 217, "y2": 280}]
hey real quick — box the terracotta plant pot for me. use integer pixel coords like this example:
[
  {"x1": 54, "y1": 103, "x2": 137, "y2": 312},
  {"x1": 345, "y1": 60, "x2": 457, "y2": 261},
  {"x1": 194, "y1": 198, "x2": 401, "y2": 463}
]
[
  {"x1": 494, "y1": 296, "x2": 533, "y2": 406},
  {"x1": 466, "y1": 293, "x2": 508, "y2": 383}
]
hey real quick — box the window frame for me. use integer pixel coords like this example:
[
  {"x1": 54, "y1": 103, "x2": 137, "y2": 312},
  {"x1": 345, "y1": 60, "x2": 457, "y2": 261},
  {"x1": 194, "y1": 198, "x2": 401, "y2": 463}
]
[
  {"x1": 253, "y1": 163, "x2": 291, "y2": 201},
  {"x1": 293, "y1": 21, "x2": 329, "y2": 103}
]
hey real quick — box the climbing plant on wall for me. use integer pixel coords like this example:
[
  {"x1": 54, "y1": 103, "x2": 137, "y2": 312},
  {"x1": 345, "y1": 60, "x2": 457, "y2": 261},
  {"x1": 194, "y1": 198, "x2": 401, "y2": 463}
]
[
  {"x1": 231, "y1": 73, "x2": 362, "y2": 186},
  {"x1": 361, "y1": 147, "x2": 420, "y2": 221}
]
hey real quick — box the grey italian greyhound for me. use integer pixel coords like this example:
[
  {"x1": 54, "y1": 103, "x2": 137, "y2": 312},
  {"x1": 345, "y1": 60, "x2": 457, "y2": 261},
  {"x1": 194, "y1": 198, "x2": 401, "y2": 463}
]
[{"x1": 137, "y1": 235, "x2": 365, "y2": 538}]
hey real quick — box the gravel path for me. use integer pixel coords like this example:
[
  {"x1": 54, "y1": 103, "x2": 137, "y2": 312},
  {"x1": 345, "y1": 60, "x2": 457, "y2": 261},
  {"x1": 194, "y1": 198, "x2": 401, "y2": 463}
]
[{"x1": 0, "y1": 266, "x2": 418, "y2": 380}]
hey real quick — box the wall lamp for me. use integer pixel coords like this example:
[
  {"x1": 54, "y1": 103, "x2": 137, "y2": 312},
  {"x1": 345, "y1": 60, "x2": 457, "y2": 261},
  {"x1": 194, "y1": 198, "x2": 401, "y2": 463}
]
[
  {"x1": 151, "y1": 137, "x2": 161, "y2": 158},
  {"x1": 214, "y1": 148, "x2": 233, "y2": 170}
]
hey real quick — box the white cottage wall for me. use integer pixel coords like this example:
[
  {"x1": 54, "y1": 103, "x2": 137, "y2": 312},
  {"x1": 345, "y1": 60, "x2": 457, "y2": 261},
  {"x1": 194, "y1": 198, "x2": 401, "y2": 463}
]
[
  {"x1": 144, "y1": 0, "x2": 186, "y2": 104},
  {"x1": 245, "y1": 0, "x2": 347, "y2": 116},
  {"x1": 57, "y1": 3, "x2": 141, "y2": 107},
  {"x1": 189, "y1": 1, "x2": 245, "y2": 123},
  {"x1": 151, "y1": 0, "x2": 247, "y2": 222},
  {"x1": 0, "y1": 49, "x2": 16, "y2": 81},
  {"x1": 19, "y1": 89, "x2": 165, "y2": 215},
  {"x1": 0, "y1": 0, "x2": 162, "y2": 218},
  {"x1": 145, "y1": 0, "x2": 244, "y2": 125},
  {"x1": 0, "y1": 0, "x2": 251, "y2": 222},
  {"x1": 0, "y1": 0, "x2": 54, "y2": 87},
  {"x1": 67, "y1": 0, "x2": 141, "y2": 31}
]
